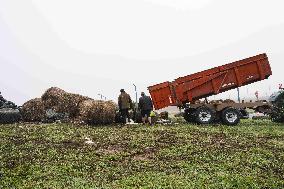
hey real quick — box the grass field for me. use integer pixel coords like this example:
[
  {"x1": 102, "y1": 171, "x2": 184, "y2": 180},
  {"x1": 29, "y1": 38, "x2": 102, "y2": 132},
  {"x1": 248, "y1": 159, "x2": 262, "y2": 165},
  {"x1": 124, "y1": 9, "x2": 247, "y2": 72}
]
[{"x1": 0, "y1": 120, "x2": 284, "y2": 189}]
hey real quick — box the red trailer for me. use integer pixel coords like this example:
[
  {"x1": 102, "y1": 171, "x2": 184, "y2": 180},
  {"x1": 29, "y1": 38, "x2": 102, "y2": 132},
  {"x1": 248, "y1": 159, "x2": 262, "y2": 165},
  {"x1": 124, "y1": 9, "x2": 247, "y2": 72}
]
[{"x1": 148, "y1": 53, "x2": 272, "y2": 125}]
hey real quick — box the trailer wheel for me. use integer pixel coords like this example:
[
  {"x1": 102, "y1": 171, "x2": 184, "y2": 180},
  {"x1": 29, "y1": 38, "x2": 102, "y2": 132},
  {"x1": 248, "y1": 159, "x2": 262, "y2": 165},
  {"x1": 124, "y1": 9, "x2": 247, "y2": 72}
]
[
  {"x1": 221, "y1": 107, "x2": 240, "y2": 126},
  {"x1": 195, "y1": 107, "x2": 215, "y2": 124},
  {"x1": 184, "y1": 108, "x2": 196, "y2": 123},
  {"x1": 270, "y1": 107, "x2": 284, "y2": 123}
]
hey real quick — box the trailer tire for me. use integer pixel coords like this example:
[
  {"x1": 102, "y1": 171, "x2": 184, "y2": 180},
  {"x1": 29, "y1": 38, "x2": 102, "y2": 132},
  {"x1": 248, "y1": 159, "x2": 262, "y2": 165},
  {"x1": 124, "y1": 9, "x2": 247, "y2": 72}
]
[
  {"x1": 271, "y1": 115, "x2": 284, "y2": 123},
  {"x1": 270, "y1": 107, "x2": 284, "y2": 123},
  {"x1": 195, "y1": 107, "x2": 215, "y2": 124},
  {"x1": 221, "y1": 107, "x2": 240, "y2": 126},
  {"x1": 184, "y1": 108, "x2": 196, "y2": 123}
]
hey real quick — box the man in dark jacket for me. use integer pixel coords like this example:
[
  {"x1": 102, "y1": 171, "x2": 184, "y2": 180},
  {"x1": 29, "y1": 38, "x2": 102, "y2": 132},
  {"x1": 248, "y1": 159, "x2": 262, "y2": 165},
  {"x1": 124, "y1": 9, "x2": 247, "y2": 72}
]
[
  {"x1": 118, "y1": 89, "x2": 132, "y2": 124},
  {"x1": 139, "y1": 92, "x2": 153, "y2": 125}
]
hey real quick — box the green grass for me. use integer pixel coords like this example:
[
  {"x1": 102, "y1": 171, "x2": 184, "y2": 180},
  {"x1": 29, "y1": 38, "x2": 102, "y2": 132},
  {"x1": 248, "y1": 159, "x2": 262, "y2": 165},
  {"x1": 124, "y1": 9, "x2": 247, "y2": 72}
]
[{"x1": 0, "y1": 120, "x2": 283, "y2": 189}]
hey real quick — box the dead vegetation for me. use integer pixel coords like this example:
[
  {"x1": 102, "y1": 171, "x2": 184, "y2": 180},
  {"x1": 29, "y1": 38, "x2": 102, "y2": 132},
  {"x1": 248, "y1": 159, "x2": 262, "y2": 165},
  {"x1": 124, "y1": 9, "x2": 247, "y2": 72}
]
[
  {"x1": 41, "y1": 87, "x2": 91, "y2": 118},
  {"x1": 21, "y1": 98, "x2": 45, "y2": 122},
  {"x1": 79, "y1": 100, "x2": 117, "y2": 125},
  {"x1": 21, "y1": 87, "x2": 117, "y2": 125}
]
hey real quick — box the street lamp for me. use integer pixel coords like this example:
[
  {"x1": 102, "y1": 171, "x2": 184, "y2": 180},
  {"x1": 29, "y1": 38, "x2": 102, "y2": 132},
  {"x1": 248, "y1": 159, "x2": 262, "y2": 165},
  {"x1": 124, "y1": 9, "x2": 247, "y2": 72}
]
[
  {"x1": 133, "y1": 84, "x2": 138, "y2": 106},
  {"x1": 98, "y1": 94, "x2": 106, "y2": 100},
  {"x1": 97, "y1": 94, "x2": 102, "y2": 100}
]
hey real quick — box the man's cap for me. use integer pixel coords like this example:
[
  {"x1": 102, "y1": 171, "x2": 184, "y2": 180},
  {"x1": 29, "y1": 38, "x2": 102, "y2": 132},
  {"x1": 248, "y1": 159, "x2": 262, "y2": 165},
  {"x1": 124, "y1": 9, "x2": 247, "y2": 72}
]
[{"x1": 120, "y1": 89, "x2": 125, "y2": 92}]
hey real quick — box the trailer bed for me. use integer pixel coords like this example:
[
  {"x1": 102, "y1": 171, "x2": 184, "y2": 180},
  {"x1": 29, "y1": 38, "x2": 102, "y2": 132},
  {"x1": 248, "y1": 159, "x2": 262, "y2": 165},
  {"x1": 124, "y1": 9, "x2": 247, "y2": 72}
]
[{"x1": 148, "y1": 53, "x2": 272, "y2": 110}]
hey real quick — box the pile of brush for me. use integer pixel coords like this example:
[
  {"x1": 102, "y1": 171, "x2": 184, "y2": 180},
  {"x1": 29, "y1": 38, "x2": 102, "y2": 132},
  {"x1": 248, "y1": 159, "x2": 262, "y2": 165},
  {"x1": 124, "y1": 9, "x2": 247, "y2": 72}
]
[
  {"x1": 21, "y1": 87, "x2": 117, "y2": 125},
  {"x1": 79, "y1": 100, "x2": 117, "y2": 125},
  {"x1": 21, "y1": 98, "x2": 45, "y2": 122},
  {"x1": 41, "y1": 87, "x2": 91, "y2": 118}
]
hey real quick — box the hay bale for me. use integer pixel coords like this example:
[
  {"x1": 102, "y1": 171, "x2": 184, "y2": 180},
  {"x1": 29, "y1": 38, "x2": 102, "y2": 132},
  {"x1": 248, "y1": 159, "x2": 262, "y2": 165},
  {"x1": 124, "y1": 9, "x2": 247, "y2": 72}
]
[
  {"x1": 79, "y1": 100, "x2": 117, "y2": 125},
  {"x1": 41, "y1": 87, "x2": 91, "y2": 118},
  {"x1": 21, "y1": 98, "x2": 45, "y2": 122}
]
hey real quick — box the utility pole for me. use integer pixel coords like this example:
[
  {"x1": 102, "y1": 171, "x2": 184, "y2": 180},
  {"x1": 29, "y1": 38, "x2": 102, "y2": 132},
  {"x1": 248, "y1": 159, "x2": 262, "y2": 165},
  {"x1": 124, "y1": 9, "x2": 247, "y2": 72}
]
[{"x1": 132, "y1": 84, "x2": 138, "y2": 122}]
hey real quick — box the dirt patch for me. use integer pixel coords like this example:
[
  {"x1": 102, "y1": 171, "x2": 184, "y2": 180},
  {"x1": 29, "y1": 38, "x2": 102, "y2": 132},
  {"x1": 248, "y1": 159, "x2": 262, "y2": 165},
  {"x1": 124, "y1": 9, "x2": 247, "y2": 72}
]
[
  {"x1": 97, "y1": 145, "x2": 125, "y2": 155},
  {"x1": 154, "y1": 130, "x2": 180, "y2": 146},
  {"x1": 5, "y1": 160, "x2": 16, "y2": 169},
  {"x1": 189, "y1": 131, "x2": 245, "y2": 151},
  {"x1": 8, "y1": 136, "x2": 28, "y2": 145},
  {"x1": 132, "y1": 147, "x2": 157, "y2": 161},
  {"x1": 208, "y1": 133, "x2": 228, "y2": 147},
  {"x1": 133, "y1": 154, "x2": 151, "y2": 161},
  {"x1": 189, "y1": 131, "x2": 284, "y2": 153},
  {"x1": 60, "y1": 140, "x2": 82, "y2": 148}
]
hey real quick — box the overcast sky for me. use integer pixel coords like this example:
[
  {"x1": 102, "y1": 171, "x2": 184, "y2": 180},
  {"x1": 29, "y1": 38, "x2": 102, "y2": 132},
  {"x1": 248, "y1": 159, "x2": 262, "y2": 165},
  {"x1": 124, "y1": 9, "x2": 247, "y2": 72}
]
[{"x1": 0, "y1": 0, "x2": 284, "y2": 105}]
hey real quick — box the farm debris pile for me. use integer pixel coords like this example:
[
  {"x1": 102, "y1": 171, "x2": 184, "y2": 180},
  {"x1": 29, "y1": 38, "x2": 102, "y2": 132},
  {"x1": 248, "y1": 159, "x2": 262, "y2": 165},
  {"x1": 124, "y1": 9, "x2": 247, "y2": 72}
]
[
  {"x1": 21, "y1": 87, "x2": 117, "y2": 125},
  {"x1": 41, "y1": 87, "x2": 91, "y2": 119},
  {"x1": 79, "y1": 100, "x2": 117, "y2": 125},
  {"x1": 21, "y1": 98, "x2": 45, "y2": 122}
]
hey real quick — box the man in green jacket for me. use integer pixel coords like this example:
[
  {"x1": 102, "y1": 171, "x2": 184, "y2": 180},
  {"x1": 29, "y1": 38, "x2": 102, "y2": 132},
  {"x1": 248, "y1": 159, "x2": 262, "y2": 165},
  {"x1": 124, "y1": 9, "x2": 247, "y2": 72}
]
[{"x1": 118, "y1": 89, "x2": 132, "y2": 124}]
